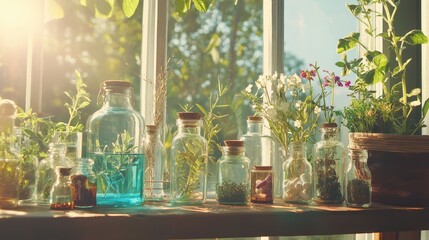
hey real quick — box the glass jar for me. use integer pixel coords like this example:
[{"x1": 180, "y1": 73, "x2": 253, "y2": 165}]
[
  {"x1": 251, "y1": 166, "x2": 273, "y2": 203},
  {"x1": 0, "y1": 99, "x2": 21, "y2": 208},
  {"x1": 346, "y1": 148, "x2": 372, "y2": 208},
  {"x1": 240, "y1": 116, "x2": 281, "y2": 197},
  {"x1": 170, "y1": 112, "x2": 207, "y2": 204},
  {"x1": 50, "y1": 167, "x2": 74, "y2": 210},
  {"x1": 35, "y1": 143, "x2": 74, "y2": 205},
  {"x1": 217, "y1": 140, "x2": 250, "y2": 205},
  {"x1": 143, "y1": 124, "x2": 167, "y2": 202},
  {"x1": 70, "y1": 158, "x2": 97, "y2": 208},
  {"x1": 86, "y1": 80, "x2": 145, "y2": 207},
  {"x1": 282, "y1": 142, "x2": 312, "y2": 204},
  {"x1": 313, "y1": 123, "x2": 346, "y2": 204}
]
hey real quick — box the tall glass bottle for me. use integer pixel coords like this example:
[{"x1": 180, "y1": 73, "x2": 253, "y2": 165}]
[
  {"x1": 240, "y1": 116, "x2": 280, "y2": 197},
  {"x1": 143, "y1": 124, "x2": 167, "y2": 202},
  {"x1": 50, "y1": 167, "x2": 74, "y2": 210},
  {"x1": 86, "y1": 80, "x2": 145, "y2": 207},
  {"x1": 0, "y1": 99, "x2": 20, "y2": 208},
  {"x1": 35, "y1": 143, "x2": 73, "y2": 205},
  {"x1": 313, "y1": 123, "x2": 346, "y2": 204},
  {"x1": 346, "y1": 148, "x2": 372, "y2": 208},
  {"x1": 217, "y1": 140, "x2": 250, "y2": 205},
  {"x1": 70, "y1": 158, "x2": 97, "y2": 208},
  {"x1": 283, "y1": 142, "x2": 312, "y2": 204},
  {"x1": 170, "y1": 112, "x2": 207, "y2": 204}
]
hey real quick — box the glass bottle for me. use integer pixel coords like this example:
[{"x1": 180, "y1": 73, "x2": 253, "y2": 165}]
[
  {"x1": 251, "y1": 166, "x2": 274, "y2": 203},
  {"x1": 346, "y1": 148, "x2": 372, "y2": 208},
  {"x1": 240, "y1": 116, "x2": 281, "y2": 198},
  {"x1": 217, "y1": 140, "x2": 250, "y2": 205},
  {"x1": 170, "y1": 112, "x2": 207, "y2": 204},
  {"x1": 70, "y1": 158, "x2": 97, "y2": 208},
  {"x1": 143, "y1": 124, "x2": 167, "y2": 202},
  {"x1": 282, "y1": 142, "x2": 312, "y2": 204},
  {"x1": 86, "y1": 80, "x2": 145, "y2": 207},
  {"x1": 35, "y1": 143, "x2": 73, "y2": 205},
  {"x1": 50, "y1": 167, "x2": 74, "y2": 210},
  {"x1": 313, "y1": 123, "x2": 346, "y2": 204},
  {"x1": 0, "y1": 99, "x2": 21, "y2": 208}
]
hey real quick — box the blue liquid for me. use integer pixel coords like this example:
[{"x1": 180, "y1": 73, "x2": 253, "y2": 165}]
[{"x1": 88, "y1": 153, "x2": 145, "y2": 207}]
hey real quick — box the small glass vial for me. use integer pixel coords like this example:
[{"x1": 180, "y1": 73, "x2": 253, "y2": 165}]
[
  {"x1": 170, "y1": 112, "x2": 208, "y2": 204},
  {"x1": 251, "y1": 166, "x2": 273, "y2": 203},
  {"x1": 346, "y1": 148, "x2": 372, "y2": 208},
  {"x1": 143, "y1": 125, "x2": 167, "y2": 202},
  {"x1": 313, "y1": 123, "x2": 346, "y2": 204},
  {"x1": 50, "y1": 167, "x2": 74, "y2": 210},
  {"x1": 217, "y1": 140, "x2": 250, "y2": 205},
  {"x1": 283, "y1": 142, "x2": 312, "y2": 204},
  {"x1": 36, "y1": 143, "x2": 73, "y2": 205},
  {"x1": 70, "y1": 158, "x2": 97, "y2": 208}
]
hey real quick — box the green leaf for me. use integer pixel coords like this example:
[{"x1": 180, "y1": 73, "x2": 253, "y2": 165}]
[
  {"x1": 373, "y1": 53, "x2": 388, "y2": 69},
  {"x1": 407, "y1": 88, "x2": 421, "y2": 97},
  {"x1": 373, "y1": 69, "x2": 384, "y2": 84},
  {"x1": 362, "y1": 69, "x2": 375, "y2": 84},
  {"x1": 402, "y1": 30, "x2": 428, "y2": 45},
  {"x1": 337, "y1": 32, "x2": 360, "y2": 53},
  {"x1": 192, "y1": 0, "x2": 212, "y2": 12},
  {"x1": 364, "y1": 50, "x2": 381, "y2": 62},
  {"x1": 195, "y1": 104, "x2": 208, "y2": 116},
  {"x1": 45, "y1": 0, "x2": 64, "y2": 22},
  {"x1": 422, "y1": 98, "x2": 429, "y2": 119},
  {"x1": 176, "y1": 0, "x2": 191, "y2": 14},
  {"x1": 122, "y1": 0, "x2": 140, "y2": 18},
  {"x1": 346, "y1": 4, "x2": 362, "y2": 16},
  {"x1": 335, "y1": 61, "x2": 345, "y2": 67},
  {"x1": 95, "y1": 0, "x2": 114, "y2": 19}
]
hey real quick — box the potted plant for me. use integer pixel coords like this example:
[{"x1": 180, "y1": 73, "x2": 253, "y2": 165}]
[{"x1": 338, "y1": 0, "x2": 429, "y2": 206}]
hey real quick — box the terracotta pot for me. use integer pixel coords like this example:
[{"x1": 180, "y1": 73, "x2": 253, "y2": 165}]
[{"x1": 349, "y1": 133, "x2": 429, "y2": 206}]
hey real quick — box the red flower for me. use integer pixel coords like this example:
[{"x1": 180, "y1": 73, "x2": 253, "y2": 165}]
[{"x1": 345, "y1": 81, "x2": 351, "y2": 88}]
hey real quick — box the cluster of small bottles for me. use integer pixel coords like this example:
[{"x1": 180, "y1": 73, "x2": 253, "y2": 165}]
[{"x1": 0, "y1": 81, "x2": 371, "y2": 210}]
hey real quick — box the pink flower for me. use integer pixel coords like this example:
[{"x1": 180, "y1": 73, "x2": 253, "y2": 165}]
[
  {"x1": 337, "y1": 81, "x2": 343, "y2": 87},
  {"x1": 345, "y1": 81, "x2": 351, "y2": 88},
  {"x1": 300, "y1": 70, "x2": 307, "y2": 78},
  {"x1": 300, "y1": 70, "x2": 314, "y2": 81}
]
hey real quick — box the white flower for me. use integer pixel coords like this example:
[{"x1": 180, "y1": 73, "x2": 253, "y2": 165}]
[
  {"x1": 266, "y1": 105, "x2": 276, "y2": 119},
  {"x1": 295, "y1": 101, "x2": 302, "y2": 109},
  {"x1": 410, "y1": 100, "x2": 421, "y2": 107},
  {"x1": 245, "y1": 84, "x2": 253, "y2": 93},
  {"x1": 294, "y1": 120, "x2": 302, "y2": 128},
  {"x1": 314, "y1": 106, "x2": 322, "y2": 114},
  {"x1": 272, "y1": 71, "x2": 278, "y2": 80},
  {"x1": 279, "y1": 74, "x2": 287, "y2": 85}
]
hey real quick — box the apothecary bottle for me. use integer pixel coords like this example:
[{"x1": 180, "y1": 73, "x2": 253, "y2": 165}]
[
  {"x1": 143, "y1": 125, "x2": 167, "y2": 202},
  {"x1": 313, "y1": 123, "x2": 346, "y2": 204},
  {"x1": 70, "y1": 158, "x2": 97, "y2": 208},
  {"x1": 217, "y1": 140, "x2": 250, "y2": 205},
  {"x1": 0, "y1": 99, "x2": 21, "y2": 208},
  {"x1": 346, "y1": 148, "x2": 372, "y2": 208},
  {"x1": 86, "y1": 80, "x2": 145, "y2": 207},
  {"x1": 36, "y1": 142, "x2": 73, "y2": 205},
  {"x1": 251, "y1": 166, "x2": 273, "y2": 203},
  {"x1": 50, "y1": 167, "x2": 74, "y2": 210},
  {"x1": 170, "y1": 112, "x2": 207, "y2": 204},
  {"x1": 283, "y1": 142, "x2": 312, "y2": 204}
]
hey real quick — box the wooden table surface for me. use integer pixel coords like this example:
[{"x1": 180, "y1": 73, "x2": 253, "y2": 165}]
[{"x1": 0, "y1": 200, "x2": 428, "y2": 239}]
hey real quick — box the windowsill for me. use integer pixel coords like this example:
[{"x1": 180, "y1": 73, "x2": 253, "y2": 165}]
[{"x1": 1, "y1": 199, "x2": 428, "y2": 239}]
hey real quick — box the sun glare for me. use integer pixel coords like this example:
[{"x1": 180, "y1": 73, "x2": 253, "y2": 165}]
[{"x1": 0, "y1": 1, "x2": 36, "y2": 33}]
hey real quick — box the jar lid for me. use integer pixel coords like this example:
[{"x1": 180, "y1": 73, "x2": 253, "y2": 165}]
[
  {"x1": 177, "y1": 112, "x2": 202, "y2": 120},
  {"x1": 322, "y1": 122, "x2": 338, "y2": 128},
  {"x1": 224, "y1": 140, "x2": 244, "y2": 147},
  {"x1": 253, "y1": 165, "x2": 272, "y2": 171},
  {"x1": 103, "y1": 80, "x2": 132, "y2": 88},
  {"x1": 247, "y1": 116, "x2": 262, "y2": 122},
  {"x1": 0, "y1": 99, "x2": 17, "y2": 117}
]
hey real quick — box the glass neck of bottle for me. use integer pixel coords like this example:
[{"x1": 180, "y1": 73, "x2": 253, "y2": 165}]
[
  {"x1": 289, "y1": 142, "x2": 306, "y2": 159},
  {"x1": 48, "y1": 144, "x2": 67, "y2": 163},
  {"x1": 177, "y1": 119, "x2": 202, "y2": 135},
  {"x1": 225, "y1": 147, "x2": 244, "y2": 157},
  {"x1": 321, "y1": 126, "x2": 339, "y2": 141},
  {"x1": 104, "y1": 90, "x2": 132, "y2": 108},
  {"x1": 0, "y1": 117, "x2": 15, "y2": 135},
  {"x1": 57, "y1": 174, "x2": 70, "y2": 183},
  {"x1": 247, "y1": 121, "x2": 263, "y2": 134},
  {"x1": 349, "y1": 149, "x2": 367, "y2": 163}
]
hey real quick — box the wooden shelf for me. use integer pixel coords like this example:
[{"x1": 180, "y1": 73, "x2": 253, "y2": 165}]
[{"x1": 1, "y1": 200, "x2": 428, "y2": 239}]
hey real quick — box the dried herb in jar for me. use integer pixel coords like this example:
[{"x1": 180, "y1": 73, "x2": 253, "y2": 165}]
[
  {"x1": 347, "y1": 179, "x2": 370, "y2": 205},
  {"x1": 216, "y1": 180, "x2": 248, "y2": 204}
]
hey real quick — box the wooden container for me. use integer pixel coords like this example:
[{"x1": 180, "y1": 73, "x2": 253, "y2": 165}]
[{"x1": 349, "y1": 133, "x2": 429, "y2": 206}]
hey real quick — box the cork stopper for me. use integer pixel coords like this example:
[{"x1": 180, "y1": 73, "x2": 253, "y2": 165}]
[
  {"x1": 253, "y1": 166, "x2": 273, "y2": 171},
  {"x1": 146, "y1": 124, "x2": 157, "y2": 134},
  {"x1": 56, "y1": 167, "x2": 72, "y2": 176},
  {"x1": 322, "y1": 122, "x2": 338, "y2": 128},
  {"x1": 224, "y1": 140, "x2": 244, "y2": 147},
  {"x1": 0, "y1": 99, "x2": 17, "y2": 117},
  {"x1": 247, "y1": 116, "x2": 263, "y2": 122},
  {"x1": 103, "y1": 80, "x2": 132, "y2": 88},
  {"x1": 177, "y1": 112, "x2": 202, "y2": 120}
]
